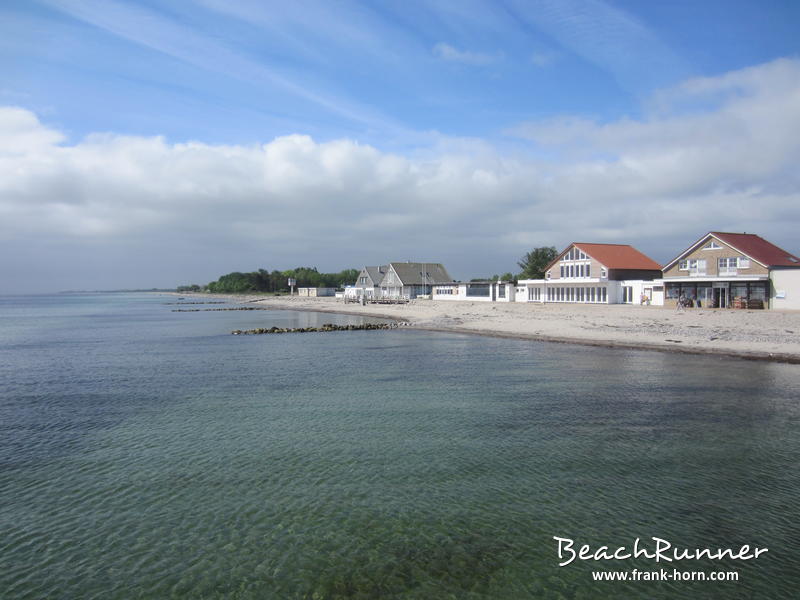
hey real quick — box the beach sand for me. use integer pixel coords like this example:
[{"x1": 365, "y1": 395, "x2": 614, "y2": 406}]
[{"x1": 175, "y1": 293, "x2": 800, "y2": 363}]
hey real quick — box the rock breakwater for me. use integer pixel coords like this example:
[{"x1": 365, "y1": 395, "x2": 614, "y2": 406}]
[{"x1": 232, "y1": 322, "x2": 406, "y2": 335}]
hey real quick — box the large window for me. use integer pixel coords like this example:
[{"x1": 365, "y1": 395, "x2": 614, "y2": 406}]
[{"x1": 466, "y1": 284, "x2": 490, "y2": 297}]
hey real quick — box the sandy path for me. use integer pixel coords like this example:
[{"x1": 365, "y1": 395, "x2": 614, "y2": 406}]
[{"x1": 171, "y1": 293, "x2": 800, "y2": 363}]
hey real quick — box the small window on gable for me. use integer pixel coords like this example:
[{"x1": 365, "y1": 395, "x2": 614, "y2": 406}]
[
  {"x1": 703, "y1": 241, "x2": 722, "y2": 250},
  {"x1": 679, "y1": 260, "x2": 688, "y2": 270},
  {"x1": 546, "y1": 270, "x2": 551, "y2": 280},
  {"x1": 739, "y1": 257, "x2": 750, "y2": 269}
]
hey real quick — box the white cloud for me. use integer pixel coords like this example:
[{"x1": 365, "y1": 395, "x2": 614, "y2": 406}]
[
  {"x1": 433, "y1": 43, "x2": 497, "y2": 66},
  {"x1": 2, "y1": 58, "x2": 800, "y2": 291}
]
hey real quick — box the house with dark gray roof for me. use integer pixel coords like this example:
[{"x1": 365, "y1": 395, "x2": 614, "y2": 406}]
[
  {"x1": 348, "y1": 265, "x2": 388, "y2": 299},
  {"x1": 379, "y1": 262, "x2": 453, "y2": 299}
]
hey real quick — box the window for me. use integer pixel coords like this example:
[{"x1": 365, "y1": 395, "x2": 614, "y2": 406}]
[
  {"x1": 546, "y1": 270, "x2": 551, "y2": 280},
  {"x1": 681, "y1": 259, "x2": 706, "y2": 275},
  {"x1": 718, "y1": 257, "x2": 746, "y2": 273},
  {"x1": 466, "y1": 284, "x2": 490, "y2": 297},
  {"x1": 601, "y1": 288, "x2": 607, "y2": 303},
  {"x1": 622, "y1": 286, "x2": 634, "y2": 303},
  {"x1": 586, "y1": 264, "x2": 591, "y2": 278},
  {"x1": 600, "y1": 267, "x2": 607, "y2": 278},
  {"x1": 528, "y1": 287, "x2": 540, "y2": 301},
  {"x1": 560, "y1": 265, "x2": 564, "y2": 277},
  {"x1": 703, "y1": 241, "x2": 722, "y2": 250},
  {"x1": 498, "y1": 284, "x2": 505, "y2": 298}
]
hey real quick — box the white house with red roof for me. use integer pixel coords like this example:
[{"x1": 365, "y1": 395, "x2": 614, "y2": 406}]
[
  {"x1": 516, "y1": 243, "x2": 664, "y2": 305},
  {"x1": 662, "y1": 232, "x2": 800, "y2": 309}
]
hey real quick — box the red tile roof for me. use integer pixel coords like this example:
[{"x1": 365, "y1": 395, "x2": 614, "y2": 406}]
[
  {"x1": 710, "y1": 232, "x2": 800, "y2": 267},
  {"x1": 551, "y1": 243, "x2": 662, "y2": 270}
]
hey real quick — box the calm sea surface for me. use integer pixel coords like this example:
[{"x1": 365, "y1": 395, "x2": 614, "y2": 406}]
[{"x1": 1, "y1": 293, "x2": 799, "y2": 599}]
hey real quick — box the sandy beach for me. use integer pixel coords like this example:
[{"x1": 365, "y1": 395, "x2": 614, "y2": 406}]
[{"x1": 174, "y1": 293, "x2": 800, "y2": 363}]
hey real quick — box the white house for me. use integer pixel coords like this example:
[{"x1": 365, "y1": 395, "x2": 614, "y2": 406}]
[
  {"x1": 517, "y1": 243, "x2": 664, "y2": 305},
  {"x1": 378, "y1": 262, "x2": 453, "y2": 299},
  {"x1": 345, "y1": 265, "x2": 388, "y2": 300}
]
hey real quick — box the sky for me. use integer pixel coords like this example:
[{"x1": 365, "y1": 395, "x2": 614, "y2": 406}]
[{"x1": 1, "y1": 0, "x2": 799, "y2": 292}]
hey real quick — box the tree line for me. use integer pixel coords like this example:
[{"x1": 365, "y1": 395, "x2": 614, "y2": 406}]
[
  {"x1": 177, "y1": 267, "x2": 360, "y2": 294},
  {"x1": 176, "y1": 246, "x2": 558, "y2": 293}
]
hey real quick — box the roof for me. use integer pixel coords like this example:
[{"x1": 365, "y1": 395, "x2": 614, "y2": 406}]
[
  {"x1": 387, "y1": 262, "x2": 452, "y2": 285},
  {"x1": 710, "y1": 232, "x2": 800, "y2": 268},
  {"x1": 547, "y1": 243, "x2": 662, "y2": 271},
  {"x1": 663, "y1": 232, "x2": 800, "y2": 270},
  {"x1": 364, "y1": 265, "x2": 388, "y2": 284}
]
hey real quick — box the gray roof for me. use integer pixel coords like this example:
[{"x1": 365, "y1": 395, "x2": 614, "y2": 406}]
[
  {"x1": 365, "y1": 265, "x2": 388, "y2": 285},
  {"x1": 387, "y1": 262, "x2": 452, "y2": 285}
]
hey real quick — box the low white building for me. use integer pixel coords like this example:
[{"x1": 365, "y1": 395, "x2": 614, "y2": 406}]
[
  {"x1": 296, "y1": 287, "x2": 337, "y2": 297},
  {"x1": 432, "y1": 281, "x2": 515, "y2": 302}
]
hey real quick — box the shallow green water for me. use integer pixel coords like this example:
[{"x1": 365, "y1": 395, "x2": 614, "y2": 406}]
[{"x1": 1, "y1": 293, "x2": 799, "y2": 599}]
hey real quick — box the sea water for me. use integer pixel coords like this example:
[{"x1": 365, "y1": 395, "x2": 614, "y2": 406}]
[{"x1": 1, "y1": 293, "x2": 799, "y2": 599}]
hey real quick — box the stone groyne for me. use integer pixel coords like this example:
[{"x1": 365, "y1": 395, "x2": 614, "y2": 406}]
[{"x1": 231, "y1": 322, "x2": 407, "y2": 335}]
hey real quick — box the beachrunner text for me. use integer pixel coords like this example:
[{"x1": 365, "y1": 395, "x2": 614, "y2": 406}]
[{"x1": 554, "y1": 536, "x2": 767, "y2": 567}]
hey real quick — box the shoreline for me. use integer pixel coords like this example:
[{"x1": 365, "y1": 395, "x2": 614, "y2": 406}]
[{"x1": 167, "y1": 292, "x2": 800, "y2": 364}]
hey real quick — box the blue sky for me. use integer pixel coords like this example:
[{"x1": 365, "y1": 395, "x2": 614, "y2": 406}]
[{"x1": 1, "y1": 0, "x2": 800, "y2": 291}]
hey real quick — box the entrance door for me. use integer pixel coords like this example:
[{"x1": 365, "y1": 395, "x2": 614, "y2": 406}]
[{"x1": 713, "y1": 287, "x2": 728, "y2": 308}]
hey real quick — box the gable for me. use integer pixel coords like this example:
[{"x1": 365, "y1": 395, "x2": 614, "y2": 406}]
[{"x1": 663, "y1": 233, "x2": 771, "y2": 271}]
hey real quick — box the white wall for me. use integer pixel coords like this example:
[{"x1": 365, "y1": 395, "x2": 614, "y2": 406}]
[
  {"x1": 770, "y1": 270, "x2": 800, "y2": 310},
  {"x1": 433, "y1": 282, "x2": 514, "y2": 302}
]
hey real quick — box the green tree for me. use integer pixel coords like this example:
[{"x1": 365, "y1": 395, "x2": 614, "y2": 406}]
[{"x1": 517, "y1": 246, "x2": 558, "y2": 279}]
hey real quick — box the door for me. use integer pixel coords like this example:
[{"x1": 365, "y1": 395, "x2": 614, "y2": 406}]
[{"x1": 713, "y1": 287, "x2": 728, "y2": 308}]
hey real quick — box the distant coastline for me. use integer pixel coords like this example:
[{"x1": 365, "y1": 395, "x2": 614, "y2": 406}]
[{"x1": 60, "y1": 288, "x2": 176, "y2": 294}]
